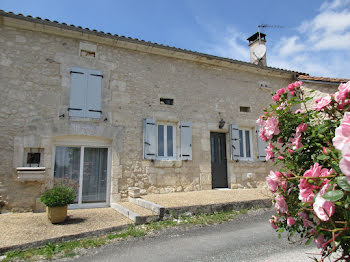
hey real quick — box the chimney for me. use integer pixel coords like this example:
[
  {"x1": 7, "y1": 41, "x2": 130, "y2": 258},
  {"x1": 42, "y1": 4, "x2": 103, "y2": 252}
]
[{"x1": 247, "y1": 32, "x2": 267, "y2": 66}]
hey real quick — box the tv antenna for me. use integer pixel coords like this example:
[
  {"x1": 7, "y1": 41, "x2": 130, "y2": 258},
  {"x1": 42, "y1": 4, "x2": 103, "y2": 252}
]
[{"x1": 257, "y1": 24, "x2": 284, "y2": 44}]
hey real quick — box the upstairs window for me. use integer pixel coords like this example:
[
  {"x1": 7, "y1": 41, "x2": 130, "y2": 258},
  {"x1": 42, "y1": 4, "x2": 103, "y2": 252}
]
[{"x1": 69, "y1": 67, "x2": 102, "y2": 119}]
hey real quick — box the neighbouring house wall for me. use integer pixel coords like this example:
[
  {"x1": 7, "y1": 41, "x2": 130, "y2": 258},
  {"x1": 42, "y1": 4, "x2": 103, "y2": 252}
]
[{"x1": 0, "y1": 20, "x2": 295, "y2": 211}]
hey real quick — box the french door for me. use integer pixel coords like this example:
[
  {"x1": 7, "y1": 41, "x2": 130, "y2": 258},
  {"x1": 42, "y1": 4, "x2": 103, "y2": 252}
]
[{"x1": 53, "y1": 146, "x2": 109, "y2": 208}]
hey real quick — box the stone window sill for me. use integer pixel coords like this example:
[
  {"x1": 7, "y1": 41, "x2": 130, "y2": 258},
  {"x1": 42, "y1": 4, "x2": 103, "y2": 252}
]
[
  {"x1": 153, "y1": 160, "x2": 182, "y2": 168},
  {"x1": 16, "y1": 167, "x2": 46, "y2": 182}
]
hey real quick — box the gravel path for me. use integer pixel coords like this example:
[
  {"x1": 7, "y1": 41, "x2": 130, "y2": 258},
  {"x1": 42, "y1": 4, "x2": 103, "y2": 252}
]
[
  {"x1": 0, "y1": 208, "x2": 132, "y2": 249},
  {"x1": 142, "y1": 188, "x2": 271, "y2": 208}
]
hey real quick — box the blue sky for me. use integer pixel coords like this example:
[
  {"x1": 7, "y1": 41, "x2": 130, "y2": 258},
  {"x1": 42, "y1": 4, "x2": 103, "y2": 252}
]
[{"x1": 1, "y1": 0, "x2": 349, "y2": 78}]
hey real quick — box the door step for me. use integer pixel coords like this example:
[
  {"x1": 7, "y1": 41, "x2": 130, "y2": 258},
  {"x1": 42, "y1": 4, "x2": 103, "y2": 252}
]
[{"x1": 111, "y1": 201, "x2": 159, "y2": 225}]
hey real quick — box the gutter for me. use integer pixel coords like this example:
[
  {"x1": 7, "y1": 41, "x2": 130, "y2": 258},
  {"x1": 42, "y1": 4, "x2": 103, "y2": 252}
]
[{"x1": 293, "y1": 73, "x2": 341, "y2": 86}]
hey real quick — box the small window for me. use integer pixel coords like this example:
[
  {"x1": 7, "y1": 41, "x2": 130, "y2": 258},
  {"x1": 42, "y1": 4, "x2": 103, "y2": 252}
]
[
  {"x1": 157, "y1": 124, "x2": 176, "y2": 159},
  {"x1": 23, "y1": 148, "x2": 44, "y2": 167},
  {"x1": 240, "y1": 106, "x2": 251, "y2": 113},
  {"x1": 238, "y1": 129, "x2": 252, "y2": 159},
  {"x1": 160, "y1": 98, "x2": 174, "y2": 105}
]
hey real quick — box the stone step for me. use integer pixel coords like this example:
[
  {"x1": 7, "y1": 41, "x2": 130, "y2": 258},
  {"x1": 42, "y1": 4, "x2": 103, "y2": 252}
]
[
  {"x1": 111, "y1": 201, "x2": 159, "y2": 225},
  {"x1": 128, "y1": 197, "x2": 164, "y2": 217}
]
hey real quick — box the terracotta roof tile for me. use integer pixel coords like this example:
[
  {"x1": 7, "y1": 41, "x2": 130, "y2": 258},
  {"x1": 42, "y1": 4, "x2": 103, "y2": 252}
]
[{"x1": 297, "y1": 75, "x2": 349, "y2": 84}]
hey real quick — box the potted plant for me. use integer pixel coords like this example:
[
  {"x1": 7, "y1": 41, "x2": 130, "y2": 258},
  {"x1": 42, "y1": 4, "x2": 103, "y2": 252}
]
[{"x1": 40, "y1": 184, "x2": 76, "y2": 223}]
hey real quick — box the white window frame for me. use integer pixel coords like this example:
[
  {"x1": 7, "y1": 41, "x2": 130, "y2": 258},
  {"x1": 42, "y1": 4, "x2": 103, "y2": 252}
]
[
  {"x1": 51, "y1": 138, "x2": 111, "y2": 209},
  {"x1": 156, "y1": 123, "x2": 177, "y2": 160},
  {"x1": 238, "y1": 128, "x2": 253, "y2": 161}
]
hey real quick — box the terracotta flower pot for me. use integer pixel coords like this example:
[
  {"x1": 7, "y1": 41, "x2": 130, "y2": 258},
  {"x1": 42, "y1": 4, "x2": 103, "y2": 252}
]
[{"x1": 46, "y1": 206, "x2": 67, "y2": 223}]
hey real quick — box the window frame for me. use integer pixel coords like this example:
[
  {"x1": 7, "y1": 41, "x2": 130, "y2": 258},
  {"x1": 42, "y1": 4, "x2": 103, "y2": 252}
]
[
  {"x1": 238, "y1": 128, "x2": 253, "y2": 161},
  {"x1": 156, "y1": 123, "x2": 177, "y2": 160}
]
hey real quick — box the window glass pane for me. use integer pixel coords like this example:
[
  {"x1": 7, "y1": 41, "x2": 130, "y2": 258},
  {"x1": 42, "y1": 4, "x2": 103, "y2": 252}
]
[
  {"x1": 54, "y1": 146, "x2": 80, "y2": 203},
  {"x1": 245, "y1": 130, "x2": 251, "y2": 158},
  {"x1": 167, "y1": 125, "x2": 173, "y2": 157},
  {"x1": 82, "y1": 148, "x2": 108, "y2": 203},
  {"x1": 158, "y1": 125, "x2": 164, "y2": 156},
  {"x1": 239, "y1": 130, "x2": 244, "y2": 157}
]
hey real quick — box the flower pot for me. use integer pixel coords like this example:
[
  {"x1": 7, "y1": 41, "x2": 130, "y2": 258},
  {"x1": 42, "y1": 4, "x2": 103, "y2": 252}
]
[{"x1": 46, "y1": 206, "x2": 67, "y2": 223}]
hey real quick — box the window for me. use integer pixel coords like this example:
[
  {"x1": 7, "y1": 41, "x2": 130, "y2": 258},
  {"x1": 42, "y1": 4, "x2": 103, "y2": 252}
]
[
  {"x1": 239, "y1": 129, "x2": 252, "y2": 159},
  {"x1": 157, "y1": 124, "x2": 176, "y2": 159},
  {"x1": 240, "y1": 106, "x2": 251, "y2": 113},
  {"x1": 69, "y1": 67, "x2": 102, "y2": 119},
  {"x1": 229, "y1": 125, "x2": 253, "y2": 161},
  {"x1": 143, "y1": 119, "x2": 192, "y2": 160},
  {"x1": 160, "y1": 98, "x2": 174, "y2": 105},
  {"x1": 23, "y1": 148, "x2": 44, "y2": 167}
]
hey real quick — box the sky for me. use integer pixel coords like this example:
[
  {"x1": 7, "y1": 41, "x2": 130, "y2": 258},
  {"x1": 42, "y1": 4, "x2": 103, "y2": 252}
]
[{"x1": 1, "y1": 0, "x2": 349, "y2": 78}]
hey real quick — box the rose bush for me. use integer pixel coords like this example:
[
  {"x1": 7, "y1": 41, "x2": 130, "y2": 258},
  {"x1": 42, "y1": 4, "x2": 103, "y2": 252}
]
[{"x1": 258, "y1": 81, "x2": 350, "y2": 261}]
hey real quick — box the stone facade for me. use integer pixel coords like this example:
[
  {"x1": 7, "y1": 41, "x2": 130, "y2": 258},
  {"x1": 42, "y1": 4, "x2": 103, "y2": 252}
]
[{"x1": 0, "y1": 12, "x2": 335, "y2": 212}]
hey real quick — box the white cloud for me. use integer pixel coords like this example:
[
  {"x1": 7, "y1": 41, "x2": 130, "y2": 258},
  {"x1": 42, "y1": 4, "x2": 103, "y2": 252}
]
[
  {"x1": 319, "y1": 0, "x2": 350, "y2": 11},
  {"x1": 276, "y1": 36, "x2": 305, "y2": 57},
  {"x1": 197, "y1": 0, "x2": 350, "y2": 78}
]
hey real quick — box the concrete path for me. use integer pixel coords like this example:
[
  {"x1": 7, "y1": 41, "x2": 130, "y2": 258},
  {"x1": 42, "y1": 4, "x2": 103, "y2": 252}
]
[
  {"x1": 73, "y1": 209, "x2": 321, "y2": 262},
  {"x1": 0, "y1": 208, "x2": 132, "y2": 251},
  {"x1": 142, "y1": 188, "x2": 271, "y2": 208}
]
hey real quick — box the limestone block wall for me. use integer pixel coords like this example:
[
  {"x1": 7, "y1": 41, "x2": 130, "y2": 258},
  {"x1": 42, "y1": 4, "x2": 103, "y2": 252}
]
[{"x1": 0, "y1": 19, "x2": 296, "y2": 210}]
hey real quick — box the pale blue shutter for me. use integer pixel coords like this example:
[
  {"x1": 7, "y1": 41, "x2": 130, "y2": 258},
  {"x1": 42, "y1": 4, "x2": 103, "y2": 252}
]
[
  {"x1": 69, "y1": 67, "x2": 87, "y2": 117},
  {"x1": 180, "y1": 121, "x2": 192, "y2": 160},
  {"x1": 143, "y1": 118, "x2": 156, "y2": 159},
  {"x1": 230, "y1": 124, "x2": 240, "y2": 160},
  {"x1": 256, "y1": 125, "x2": 267, "y2": 161},
  {"x1": 86, "y1": 69, "x2": 102, "y2": 119}
]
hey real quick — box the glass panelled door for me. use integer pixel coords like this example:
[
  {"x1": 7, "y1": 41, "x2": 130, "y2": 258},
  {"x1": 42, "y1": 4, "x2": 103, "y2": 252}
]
[{"x1": 54, "y1": 146, "x2": 109, "y2": 206}]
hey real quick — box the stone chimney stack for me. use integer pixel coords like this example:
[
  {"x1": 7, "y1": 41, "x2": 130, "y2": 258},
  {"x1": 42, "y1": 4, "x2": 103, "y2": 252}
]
[{"x1": 247, "y1": 32, "x2": 267, "y2": 66}]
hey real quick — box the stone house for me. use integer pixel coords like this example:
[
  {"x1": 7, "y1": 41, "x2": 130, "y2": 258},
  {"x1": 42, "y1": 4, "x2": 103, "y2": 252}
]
[{"x1": 0, "y1": 10, "x2": 346, "y2": 211}]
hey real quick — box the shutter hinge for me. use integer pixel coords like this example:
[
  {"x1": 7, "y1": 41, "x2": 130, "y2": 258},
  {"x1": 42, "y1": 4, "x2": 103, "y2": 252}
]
[
  {"x1": 68, "y1": 107, "x2": 82, "y2": 111},
  {"x1": 147, "y1": 123, "x2": 155, "y2": 125},
  {"x1": 144, "y1": 142, "x2": 151, "y2": 145},
  {"x1": 88, "y1": 110, "x2": 102, "y2": 113},
  {"x1": 70, "y1": 71, "x2": 84, "y2": 74},
  {"x1": 90, "y1": 74, "x2": 103, "y2": 78}
]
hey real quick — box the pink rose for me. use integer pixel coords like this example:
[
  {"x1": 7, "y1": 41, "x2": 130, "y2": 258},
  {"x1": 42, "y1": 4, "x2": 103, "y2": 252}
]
[
  {"x1": 313, "y1": 95, "x2": 332, "y2": 111},
  {"x1": 269, "y1": 215, "x2": 278, "y2": 229},
  {"x1": 265, "y1": 144, "x2": 275, "y2": 161},
  {"x1": 274, "y1": 194, "x2": 288, "y2": 214},
  {"x1": 339, "y1": 142, "x2": 350, "y2": 183},
  {"x1": 294, "y1": 81, "x2": 302, "y2": 87},
  {"x1": 278, "y1": 156, "x2": 284, "y2": 160},
  {"x1": 322, "y1": 147, "x2": 328, "y2": 155},
  {"x1": 264, "y1": 117, "x2": 280, "y2": 140},
  {"x1": 333, "y1": 112, "x2": 350, "y2": 151},
  {"x1": 287, "y1": 83, "x2": 295, "y2": 91},
  {"x1": 290, "y1": 133, "x2": 303, "y2": 150},
  {"x1": 276, "y1": 88, "x2": 286, "y2": 96},
  {"x1": 287, "y1": 217, "x2": 296, "y2": 226},
  {"x1": 296, "y1": 123, "x2": 307, "y2": 133},
  {"x1": 272, "y1": 94, "x2": 280, "y2": 102},
  {"x1": 313, "y1": 194, "x2": 335, "y2": 221},
  {"x1": 266, "y1": 170, "x2": 281, "y2": 193},
  {"x1": 290, "y1": 91, "x2": 296, "y2": 96},
  {"x1": 314, "y1": 235, "x2": 325, "y2": 249},
  {"x1": 278, "y1": 137, "x2": 283, "y2": 143}
]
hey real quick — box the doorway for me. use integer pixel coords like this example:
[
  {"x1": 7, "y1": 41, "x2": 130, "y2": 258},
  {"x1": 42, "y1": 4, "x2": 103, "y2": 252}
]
[
  {"x1": 53, "y1": 146, "x2": 109, "y2": 208},
  {"x1": 210, "y1": 132, "x2": 228, "y2": 188}
]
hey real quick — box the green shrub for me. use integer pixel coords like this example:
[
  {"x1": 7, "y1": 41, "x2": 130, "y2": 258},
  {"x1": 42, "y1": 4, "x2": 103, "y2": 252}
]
[{"x1": 40, "y1": 185, "x2": 76, "y2": 207}]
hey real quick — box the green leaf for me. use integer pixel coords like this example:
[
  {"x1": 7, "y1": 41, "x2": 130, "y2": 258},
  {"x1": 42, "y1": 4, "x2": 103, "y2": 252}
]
[
  {"x1": 305, "y1": 238, "x2": 313, "y2": 246},
  {"x1": 278, "y1": 233, "x2": 281, "y2": 239},
  {"x1": 317, "y1": 155, "x2": 330, "y2": 161},
  {"x1": 337, "y1": 176, "x2": 350, "y2": 191},
  {"x1": 322, "y1": 190, "x2": 344, "y2": 202}
]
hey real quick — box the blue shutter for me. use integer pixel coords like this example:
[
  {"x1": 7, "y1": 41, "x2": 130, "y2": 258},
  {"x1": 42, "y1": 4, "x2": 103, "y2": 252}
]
[
  {"x1": 86, "y1": 69, "x2": 102, "y2": 119},
  {"x1": 230, "y1": 124, "x2": 240, "y2": 160},
  {"x1": 69, "y1": 67, "x2": 87, "y2": 117},
  {"x1": 256, "y1": 125, "x2": 267, "y2": 161},
  {"x1": 143, "y1": 118, "x2": 156, "y2": 159},
  {"x1": 180, "y1": 121, "x2": 192, "y2": 160}
]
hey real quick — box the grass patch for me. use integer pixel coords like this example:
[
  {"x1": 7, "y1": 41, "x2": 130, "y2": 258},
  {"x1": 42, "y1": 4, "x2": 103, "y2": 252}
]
[{"x1": 2, "y1": 207, "x2": 257, "y2": 261}]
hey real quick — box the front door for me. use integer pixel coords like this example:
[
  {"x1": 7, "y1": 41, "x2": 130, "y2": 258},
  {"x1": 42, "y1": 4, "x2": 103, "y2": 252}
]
[
  {"x1": 54, "y1": 146, "x2": 109, "y2": 207},
  {"x1": 211, "y1": 132, "x2": 228, "y2": 188}
]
